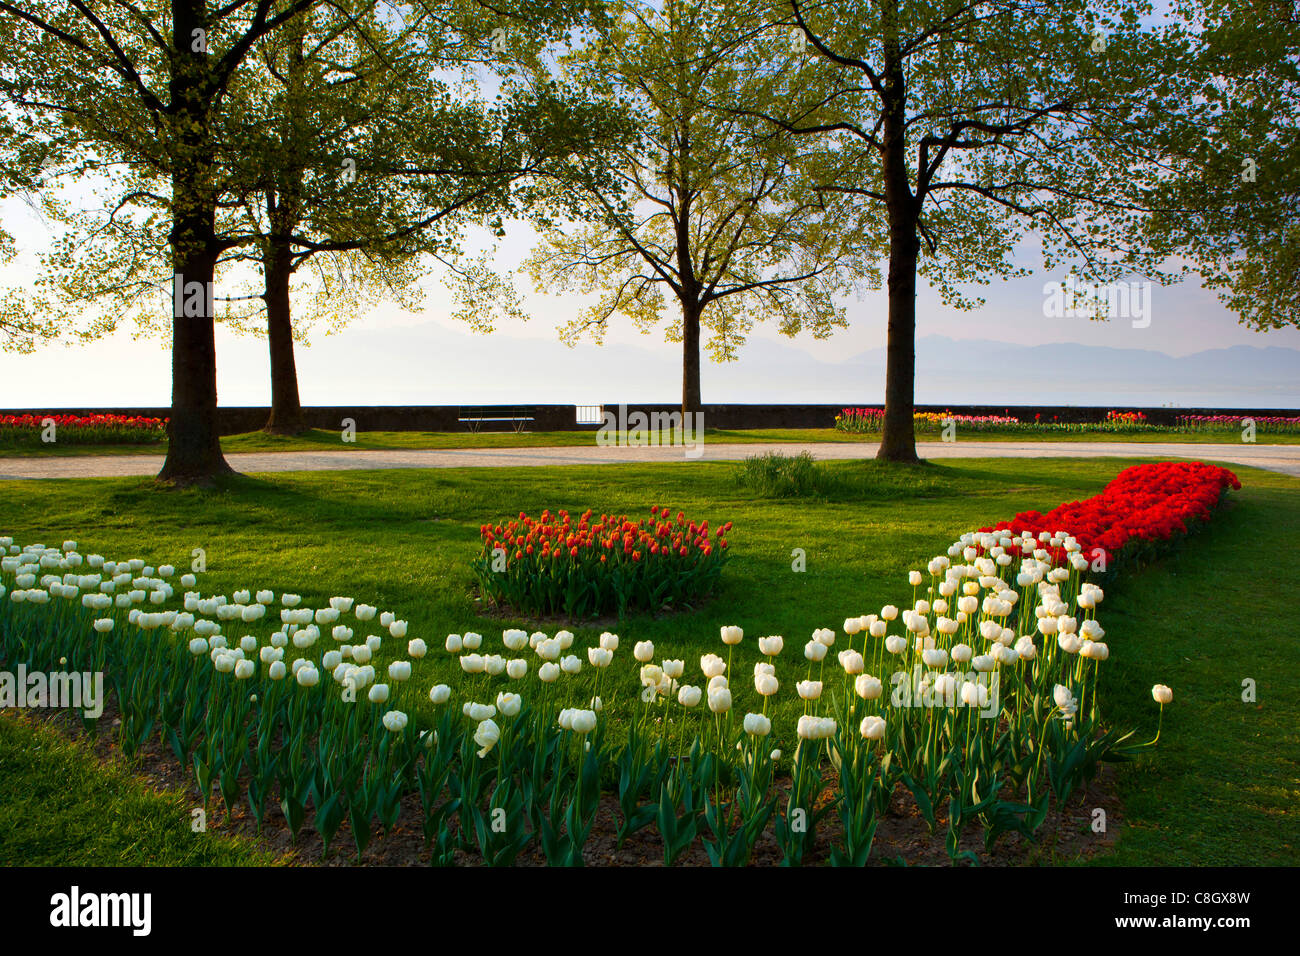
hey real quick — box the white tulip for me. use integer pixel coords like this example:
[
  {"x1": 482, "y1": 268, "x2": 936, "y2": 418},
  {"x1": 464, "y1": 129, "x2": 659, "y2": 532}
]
[
  {"x1": 570, "y1": 709, "x2": 597, "y2": 734},
  {"x1": 428, "y1": 684, "x2": 451, "y2": 704},
  {"x1": 474, "y1": 719, "x2": 500, "y2": 757},
  {"x1": 464, "y1": 701, "x2": 496, "y2": 721},
  {"x1": 960, "y1": 681, "x2": 988, "y2": 708},
  {"x1": 796, "y1": 679, "x2": 823, "y2": 701},
  {"x1": 743, "y1": 713, "x2": 772, "y2": 736},
  {"x1": 839, "y1": 649, "x2": 865, "y2": 675},
  {"x1": 860, "y1": 715, "x2": 886, "y2": 741},
  {"x1": 633, "y1": 640, "x2": 655, "y2": 662},
  {"x1": 854, "y1": 674, "x2": 883, "y2": 700},
  {"x1": 700, "y1": 653, "x2": 726, "y2": 678}
]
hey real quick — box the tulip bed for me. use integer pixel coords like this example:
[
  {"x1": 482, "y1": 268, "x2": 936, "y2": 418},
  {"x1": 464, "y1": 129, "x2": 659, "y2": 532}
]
[
  {"x1": 472, "y1": 507, "x2": 732, "y2": 619},
  {"x1": 834, "y1": 408, "x2": 1300, "y2": 437},
  {"x1": 983, "y1": 461, "x2": 1241, "y2": 572},
  {"x1": 1175, "y1": 414, "x2": 1300, "y2": 433},
  {"x1": 0, "y1": 413, "x2": 167, "y2": 448},
  {"x1": 1, "y1": 457, "x2": 1235, "y2": 866}
]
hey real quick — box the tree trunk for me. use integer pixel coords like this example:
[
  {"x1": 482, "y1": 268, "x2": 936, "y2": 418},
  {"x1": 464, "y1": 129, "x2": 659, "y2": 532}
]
[
  {"x1": 878, "y1": 213, "x2": 921, "y2": 463},
  {"x1": 262, "y1": 234, "x2": 305, "y2": 435},
  {"x1": 158, "y1": 0, "x2": 234, "y2": 484},
  {"x1": 876, "y1": 0, "x2": 921, "y2": 464},
  {"x1": 681, "y1": 301, "x2": 702, "y2": 418}
]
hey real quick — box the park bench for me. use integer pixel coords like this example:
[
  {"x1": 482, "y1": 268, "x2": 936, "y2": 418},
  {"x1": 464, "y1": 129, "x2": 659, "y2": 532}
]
[{"x1": 457, "y1": 405, "x2": 536, "y2": 433}]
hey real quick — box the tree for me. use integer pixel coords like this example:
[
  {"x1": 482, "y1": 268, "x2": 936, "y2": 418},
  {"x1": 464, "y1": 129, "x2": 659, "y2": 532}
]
[
  {"x1": 0, "y1": 0, "x2": 343, "y2": 481},
  {"x1": 210, "y1": 3, "x2": 614, "y2": 433},
  {"x1": 1143, "y1": 0, "x2": 1300, "y2": 331},
  {"x1": 523, "y1": 0, "x2": 880, "y2": 418},
  {"x1": 0, "y1": 0, "x2": 615, "y2": 475},
  {"x1": 751, "y1": 0, "x2": 1198, "y2": 460}
]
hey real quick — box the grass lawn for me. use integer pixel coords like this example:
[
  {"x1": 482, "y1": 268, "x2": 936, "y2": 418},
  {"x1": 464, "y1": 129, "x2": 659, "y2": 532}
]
[
  {"x1": 1, "y1": 425, "x2": 1296, "y2": 458},
  {"x1": 0, "y1": 455, "x2": 1295, "y2": 865},
  {"x1": 0, "y1": 713, "x2": 279, "y2": 865}
]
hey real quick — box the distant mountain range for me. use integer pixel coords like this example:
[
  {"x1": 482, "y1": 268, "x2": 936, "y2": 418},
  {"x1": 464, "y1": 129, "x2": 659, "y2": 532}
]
[
  {"x1": 296, "y1": 322, "x2": 1300, "y2": 409},
  {"x1": 11, "y1": 316, "x2": 1296, "y2": 409}
]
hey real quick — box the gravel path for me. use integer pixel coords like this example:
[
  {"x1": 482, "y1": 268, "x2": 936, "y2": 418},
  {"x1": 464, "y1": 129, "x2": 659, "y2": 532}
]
[{"x1": 2, "y1": 440, "x2": 1297, "y2": 479}]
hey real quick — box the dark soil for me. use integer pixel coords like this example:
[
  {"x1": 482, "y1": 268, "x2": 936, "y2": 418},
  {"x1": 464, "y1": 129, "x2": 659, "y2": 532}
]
[{"x1": 21, "y1": 699, "x2": 1122, "y2": 867}]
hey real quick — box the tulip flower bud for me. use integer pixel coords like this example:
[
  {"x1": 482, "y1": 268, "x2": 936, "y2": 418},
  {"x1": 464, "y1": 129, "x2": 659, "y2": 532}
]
[
  {"x1": 796, "y1": 679, "x2": 823, "y2": 701},
  {"x1": 474, "y1": 719, "x2": 500, "y2": 757},
  {"x1": 860, "y1": 715, "x2": 886, "y2": 741}
]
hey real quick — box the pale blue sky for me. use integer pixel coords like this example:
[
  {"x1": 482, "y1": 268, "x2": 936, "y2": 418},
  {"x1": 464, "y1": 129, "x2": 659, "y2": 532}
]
[{"x1": 3, "y1": 200, "x2": 1299, "y2": 409}]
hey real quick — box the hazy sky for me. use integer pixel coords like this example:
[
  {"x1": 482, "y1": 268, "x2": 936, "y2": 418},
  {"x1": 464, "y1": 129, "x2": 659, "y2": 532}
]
[
  {"x1": 3, "y1": 201, "x2": 1299, "y2": 409},
  {"x1": 4, "y1": 192, "x2": 1298, "y2": 410}
]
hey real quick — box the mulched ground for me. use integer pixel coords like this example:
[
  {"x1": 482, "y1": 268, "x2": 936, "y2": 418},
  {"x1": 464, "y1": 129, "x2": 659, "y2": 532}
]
[{"x1": 21, "y1": 699, "x2": 1121, "y2": 867}]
